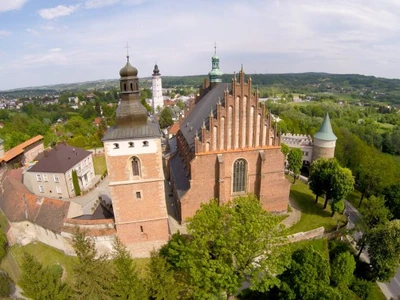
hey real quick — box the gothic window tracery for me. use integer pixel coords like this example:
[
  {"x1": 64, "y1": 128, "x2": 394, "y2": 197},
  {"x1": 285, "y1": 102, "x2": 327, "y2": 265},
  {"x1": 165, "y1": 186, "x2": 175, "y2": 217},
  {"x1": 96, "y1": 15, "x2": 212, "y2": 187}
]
[
  {"x1": 131, "y1": 157, "x2": 141, "y2": 177},
  {"x1": 233, "y1": 158, "x2": 247, "y2": 193}
]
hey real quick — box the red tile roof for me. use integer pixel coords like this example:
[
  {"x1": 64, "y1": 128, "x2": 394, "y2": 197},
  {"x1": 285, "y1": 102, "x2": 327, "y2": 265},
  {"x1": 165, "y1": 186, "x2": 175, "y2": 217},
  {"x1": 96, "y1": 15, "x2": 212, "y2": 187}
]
[
  {"x1": 2, "y1": 135, "x2": 44, "y2": 163},
  {"x1": 168, "y1": 122, "x2": 180, "y2": 135},
  {"x1": 94, "y1": 117, "x2": 101, "y2": 125},
  {"x1": 164, "y1": 99, "x2": 175, "y2": 107},
  {"x1": 0, "y1": 170, "x2": 70, "y2": 232}
]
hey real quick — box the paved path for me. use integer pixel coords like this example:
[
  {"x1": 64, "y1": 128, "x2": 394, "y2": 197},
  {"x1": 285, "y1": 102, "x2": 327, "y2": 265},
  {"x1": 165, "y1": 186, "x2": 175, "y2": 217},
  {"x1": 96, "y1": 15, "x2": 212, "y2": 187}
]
[
  {"x1": 281, "y1": 197, "x2": 301, "y2": 228},
  {"x1": 345, "y1": 200, "x2": 396, "y2": 300},
  {"x1": 71, "y1": 176, "x2": 111, "y2": 214}
]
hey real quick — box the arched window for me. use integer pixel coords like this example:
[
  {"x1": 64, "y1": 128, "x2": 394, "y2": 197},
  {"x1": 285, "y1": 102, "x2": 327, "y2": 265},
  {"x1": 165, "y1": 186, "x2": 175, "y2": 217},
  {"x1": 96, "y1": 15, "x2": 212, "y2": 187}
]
[
  {"x1": 130, "y1": 83, "x2": 133, "y2": 90},
  {"x1": 131, "y1": 157, "x2": 140, "y2": 176},
  {"x1": 233, "y1": 159, "x2": 247, "y2": 193}
]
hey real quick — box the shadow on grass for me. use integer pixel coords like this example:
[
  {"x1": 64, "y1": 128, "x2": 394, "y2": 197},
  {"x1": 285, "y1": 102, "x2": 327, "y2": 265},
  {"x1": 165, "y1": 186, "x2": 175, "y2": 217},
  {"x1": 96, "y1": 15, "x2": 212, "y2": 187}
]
[
  {"x1": 288, "y1": 181, "x2": 346, "y2": 234},
  {"x1": 290, "y1": 190, "x2": 332, "y2": 219}
]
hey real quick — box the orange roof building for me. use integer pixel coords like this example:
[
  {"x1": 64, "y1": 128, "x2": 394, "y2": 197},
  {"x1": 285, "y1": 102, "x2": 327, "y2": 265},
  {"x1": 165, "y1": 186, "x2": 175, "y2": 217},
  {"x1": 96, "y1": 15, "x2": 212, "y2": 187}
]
[{"x1": 0, "y1": 135, "x2": 44, "y2": 168}]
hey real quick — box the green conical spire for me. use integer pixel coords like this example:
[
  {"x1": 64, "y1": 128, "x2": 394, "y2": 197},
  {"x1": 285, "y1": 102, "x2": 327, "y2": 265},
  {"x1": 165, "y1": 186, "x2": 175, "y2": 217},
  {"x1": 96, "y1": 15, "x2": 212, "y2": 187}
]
[
  {"x1": 314, "y1": 113, "x2": 337, "y2": 141},
  {"x1": 209, "y1": 44, "x2": 223, "y2": 83}
]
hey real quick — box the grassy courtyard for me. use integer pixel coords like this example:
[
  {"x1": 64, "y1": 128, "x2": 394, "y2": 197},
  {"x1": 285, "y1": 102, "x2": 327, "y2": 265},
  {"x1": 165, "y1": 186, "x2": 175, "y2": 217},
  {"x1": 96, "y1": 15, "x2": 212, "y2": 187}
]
[
  {"x1": 93, "y1": 154, "x2": 107, "y2": 175},
  {"x1": 287, "y1": 180, "x2": 346, "y2": 235}
]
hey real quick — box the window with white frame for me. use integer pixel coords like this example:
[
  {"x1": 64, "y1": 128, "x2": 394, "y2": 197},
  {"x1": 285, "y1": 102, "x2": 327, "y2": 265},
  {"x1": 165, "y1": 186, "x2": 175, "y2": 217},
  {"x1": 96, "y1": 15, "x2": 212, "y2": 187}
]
[
  {"x1": 39, "y1": 185, "x2": 44, "y2": 193},
  {"x1": 53, "y1": 175, "x2": 59, "y2": 182},
  {"x1": 56, "y1": 186, "x2": 62, "y2": 194},
  {"x1": 43, "y1": 174, "x2": 48, "y2": 182},
  {"x1": 36, "y1": 174, "x2": 42, "y2": 182}
]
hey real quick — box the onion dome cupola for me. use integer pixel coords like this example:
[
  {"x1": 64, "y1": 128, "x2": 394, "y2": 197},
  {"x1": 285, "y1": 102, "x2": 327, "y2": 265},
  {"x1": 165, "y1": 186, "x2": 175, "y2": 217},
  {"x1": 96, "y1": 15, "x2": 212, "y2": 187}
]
[
  {"x1": 119, "y1": 56, "x2": 138, "y2": 78},
  {"x1": 208, "y1": 45, "x2": 223, "y2": 83},
  {"x1": 152, "y1": 63, "x2": 161, "y2": 76},
  {"x1": 314, "y1": 113, "x2": 337, "y2": 141},
  {"x1": 116, "y1": 55, "x2": 147, "y2": 126}
]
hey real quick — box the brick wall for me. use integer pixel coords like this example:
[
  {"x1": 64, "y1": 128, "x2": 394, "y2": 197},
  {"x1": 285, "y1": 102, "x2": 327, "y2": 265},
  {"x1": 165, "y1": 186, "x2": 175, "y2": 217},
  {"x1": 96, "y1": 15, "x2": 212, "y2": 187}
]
[
  {"x1": 105, "y1": 138, "x2": 169, "y2": 254},
  {"x1": 180, "y1": 146, "x2": 290, "y2": 221}
]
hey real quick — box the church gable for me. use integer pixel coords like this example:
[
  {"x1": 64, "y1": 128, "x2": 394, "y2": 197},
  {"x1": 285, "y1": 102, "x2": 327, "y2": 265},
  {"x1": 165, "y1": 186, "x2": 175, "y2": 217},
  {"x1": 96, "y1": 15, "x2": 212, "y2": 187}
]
[{"x1": 193, "y1": 69, "x2": 279, "y2": 154}]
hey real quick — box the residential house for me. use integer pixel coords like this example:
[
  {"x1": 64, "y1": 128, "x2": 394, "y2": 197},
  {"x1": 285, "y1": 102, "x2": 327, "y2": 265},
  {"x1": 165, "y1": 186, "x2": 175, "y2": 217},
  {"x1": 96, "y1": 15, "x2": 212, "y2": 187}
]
[{"x1": 24, "y1": 143, "x2": 95, "y2": 199}]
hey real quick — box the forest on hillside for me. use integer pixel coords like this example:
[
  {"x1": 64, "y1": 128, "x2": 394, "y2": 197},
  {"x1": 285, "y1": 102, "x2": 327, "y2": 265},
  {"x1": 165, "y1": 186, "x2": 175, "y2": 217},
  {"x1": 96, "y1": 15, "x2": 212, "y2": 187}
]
[{"x1": 3, "y1": 72, "x2": 400, "y2": 104}]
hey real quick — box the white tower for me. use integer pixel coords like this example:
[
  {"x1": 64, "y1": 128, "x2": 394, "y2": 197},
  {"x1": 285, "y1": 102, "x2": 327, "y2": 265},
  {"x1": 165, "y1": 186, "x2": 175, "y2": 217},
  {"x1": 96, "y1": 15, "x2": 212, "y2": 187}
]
[{"x1": 152, "y1": 64, "x2": 163, "y2": 112}]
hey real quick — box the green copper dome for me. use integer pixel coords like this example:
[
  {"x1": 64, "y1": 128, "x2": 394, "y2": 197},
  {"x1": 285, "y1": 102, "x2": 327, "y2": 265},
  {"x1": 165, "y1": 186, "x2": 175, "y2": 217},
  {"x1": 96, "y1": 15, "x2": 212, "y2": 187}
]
[
  {"x1": 209, "y1": 54, "x2": 223, "y2": 83},
  {"x1": 314, "y1": 113, "x2": 337, "y2": 141}
]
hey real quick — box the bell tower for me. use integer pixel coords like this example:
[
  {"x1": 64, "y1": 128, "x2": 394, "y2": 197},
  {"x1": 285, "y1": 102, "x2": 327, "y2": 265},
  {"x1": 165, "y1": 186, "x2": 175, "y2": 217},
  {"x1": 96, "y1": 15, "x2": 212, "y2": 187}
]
[
  {"x1": 208, "y1": 44, "x2": 223, "y2": 87},
  {"x1": 103, "y1": 54, "x2": 169, "y2": 257},
  {"x1": 152, "y1": 63, "x2": 163, "y2": 112}
]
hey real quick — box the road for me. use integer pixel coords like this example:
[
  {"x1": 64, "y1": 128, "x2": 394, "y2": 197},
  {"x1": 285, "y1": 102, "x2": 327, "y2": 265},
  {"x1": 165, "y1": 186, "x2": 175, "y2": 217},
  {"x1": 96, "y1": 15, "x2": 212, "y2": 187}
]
[{"x1": 345, "y1": 201, "x2": 399, "y2": 299}]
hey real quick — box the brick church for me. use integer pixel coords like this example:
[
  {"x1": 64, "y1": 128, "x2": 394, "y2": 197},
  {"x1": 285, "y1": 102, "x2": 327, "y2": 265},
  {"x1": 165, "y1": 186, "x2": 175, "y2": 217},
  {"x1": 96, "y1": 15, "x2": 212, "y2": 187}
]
[
  {"x1": 168, "y1": 50, "x2": 290, "y2": 221},
  {"x1": 102, "y1": 50, "x2": 290, "y2": 255}
]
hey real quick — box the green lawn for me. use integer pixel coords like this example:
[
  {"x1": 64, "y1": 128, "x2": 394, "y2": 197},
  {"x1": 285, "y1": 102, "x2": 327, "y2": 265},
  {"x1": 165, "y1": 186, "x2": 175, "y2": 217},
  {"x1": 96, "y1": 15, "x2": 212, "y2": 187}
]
[
  {"x1": 1, "y1": 242, "x2": 77, "y2": 284},
  {"x1": 0, "y1": 211, "x2": 9, "y2": 234},
  {"x1": 93, "y1": 154, "x2": 107, "y2": 175},
  {"x1": 346, "y1": 190, "x2": 363, "y2": 209},
  {"x1": 290, "y1": 238, "x2": 329, "y2": 258},
  {"x1": 287, "y1": 181, "x2": 346, "y2": 234},
  {"x1": 0, "y1": 241, "x2": 150, "y2": 285}
]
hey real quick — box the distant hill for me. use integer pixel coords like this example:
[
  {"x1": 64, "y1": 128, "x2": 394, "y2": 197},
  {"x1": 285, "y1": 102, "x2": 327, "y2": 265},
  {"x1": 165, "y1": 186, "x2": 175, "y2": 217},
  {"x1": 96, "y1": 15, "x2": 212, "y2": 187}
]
[{"x1": 2, "y1": 73, "x2": 400, "y2": 104}]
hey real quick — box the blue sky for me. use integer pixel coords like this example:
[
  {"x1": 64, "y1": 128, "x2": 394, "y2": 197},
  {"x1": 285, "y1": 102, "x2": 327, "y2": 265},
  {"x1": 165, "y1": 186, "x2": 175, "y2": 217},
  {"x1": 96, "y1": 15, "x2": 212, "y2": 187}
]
[{"x1": 1, "y1": 0, "x2": 400, "y2": 90}]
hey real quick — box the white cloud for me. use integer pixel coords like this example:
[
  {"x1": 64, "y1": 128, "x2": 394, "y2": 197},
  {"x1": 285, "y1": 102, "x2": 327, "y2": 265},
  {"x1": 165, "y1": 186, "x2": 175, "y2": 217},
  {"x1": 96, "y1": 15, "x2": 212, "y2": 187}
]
[
  {"x1": 0, "y1": 0, "x2": 28, "y2": 12},
  {"x1": 38, "y1": 5, "x2": 80, "y2": 20},
  {"x1": 85, "y1": 0, "x2": 120, "y2": 9},
  {"x1": 0, "y1": 30, "x2": 11, "y2": 37},
  {"x1": 49, "y1": 48, "x2": 62, "y2": 52},
  {"x1": 23, "y1": 51, "x2": 68, "y2": 65}
]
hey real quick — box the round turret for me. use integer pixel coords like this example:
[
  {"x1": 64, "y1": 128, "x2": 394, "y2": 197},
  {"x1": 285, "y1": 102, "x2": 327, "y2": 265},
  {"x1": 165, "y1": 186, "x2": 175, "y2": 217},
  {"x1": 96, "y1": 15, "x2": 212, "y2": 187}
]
[
  {"x1": 312, "y1": 113, "x2": 337, "y2": 161},
  {"x1": 119, "y1": 56, "x2": 138, "y2": 77}
]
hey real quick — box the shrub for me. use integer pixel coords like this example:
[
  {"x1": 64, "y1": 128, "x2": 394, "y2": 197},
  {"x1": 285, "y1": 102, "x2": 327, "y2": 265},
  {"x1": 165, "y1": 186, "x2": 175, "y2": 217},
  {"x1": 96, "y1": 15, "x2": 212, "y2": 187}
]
[
  {"x1": 350, "y1": 278, "x2": 374, "y2": 300},
  {"x1": 72, "y1": 170, "x2": 81, "y2": 196}
]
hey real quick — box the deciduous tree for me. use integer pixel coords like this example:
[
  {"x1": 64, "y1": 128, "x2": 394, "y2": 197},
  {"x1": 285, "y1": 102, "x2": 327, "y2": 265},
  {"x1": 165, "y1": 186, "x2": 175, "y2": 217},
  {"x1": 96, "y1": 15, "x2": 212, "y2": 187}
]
[
  {"x1": 146, "y1": 251, "x2": 184, "y2": 300},
  {"x1": 159, "y1": 107, "x2": 173, "y2": 129},
  {"x1": 287, "y1": 148, "x2": 303, "y2": 183},
  {"x1": 280, "y1": 143, "x2": 290, "y2": 161},
  {"x1": 330, "y1": 167, "x2": 354, "y2": 216},
  {"x1": 367, "y1": 220, "x2": 400, "y2": 281},
  {"x1": 161, "y1": 195, "x2": 290, "y2": 298},
  {"x1": 330, "y1": 252, "x2": 356, "y2": 286},
  {"x1": 277, "y1": 246, "x2": 330, "y2": 299}
]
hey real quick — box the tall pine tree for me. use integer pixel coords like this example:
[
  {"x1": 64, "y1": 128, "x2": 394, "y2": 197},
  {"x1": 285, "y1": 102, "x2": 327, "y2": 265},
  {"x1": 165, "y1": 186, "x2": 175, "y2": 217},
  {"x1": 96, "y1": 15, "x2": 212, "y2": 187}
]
[
  {"x1": 19, "y1": 252, "x2": 70, "y2": 300},
  {"x1": 71, "y1": 228, "x2": 113, "y2": 299},
  {"x1": 111, "y1": 237, "x2": 147, "y2": 299}
]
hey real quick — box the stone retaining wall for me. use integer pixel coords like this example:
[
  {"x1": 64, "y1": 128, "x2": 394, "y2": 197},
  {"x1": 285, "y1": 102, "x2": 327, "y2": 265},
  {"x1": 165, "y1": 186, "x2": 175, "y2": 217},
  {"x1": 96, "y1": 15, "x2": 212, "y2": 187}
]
[{"x1": 288, "y1": 226, "x2": 325, "y2": 243}]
